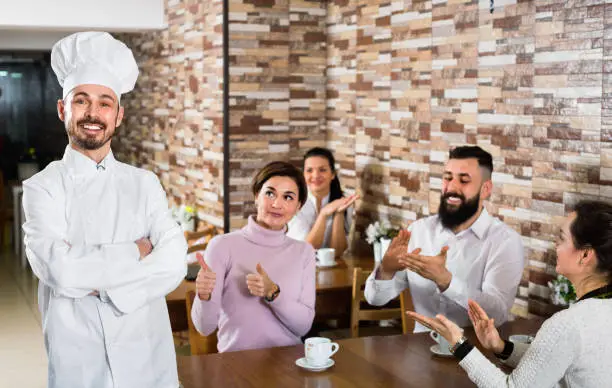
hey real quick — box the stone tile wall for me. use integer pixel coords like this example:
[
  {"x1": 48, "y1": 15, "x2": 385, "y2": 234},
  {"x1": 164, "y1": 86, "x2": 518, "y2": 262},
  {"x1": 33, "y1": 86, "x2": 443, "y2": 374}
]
[
  {"x1": 115, "y1": 0, "x2": 225, "y2": 229},
  {"x1": 116, "y1": 0, "x2": 611, "y2": 317},
  {"x1": 329, "y1": 0, "x2": 611, "y2": 317},
  {"x1": 227, "y1": 0, "x2": 328, "y2": 229}
]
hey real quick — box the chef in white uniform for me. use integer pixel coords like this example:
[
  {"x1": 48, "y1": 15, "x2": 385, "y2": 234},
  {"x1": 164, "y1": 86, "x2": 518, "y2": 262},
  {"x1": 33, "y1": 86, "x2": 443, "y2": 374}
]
[{"x1": 22, "y1": 31, "x2": 187, "y2": 388}]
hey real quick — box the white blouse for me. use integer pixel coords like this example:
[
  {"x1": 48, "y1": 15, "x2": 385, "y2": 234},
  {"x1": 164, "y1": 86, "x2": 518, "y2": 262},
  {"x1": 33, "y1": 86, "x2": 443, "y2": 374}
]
[
  {"x1": 460, "y1": 298, "x2": 612, "y2": 388},
  {"x1": 286, "y1": 192, "x2": 352, "y2": 248}
]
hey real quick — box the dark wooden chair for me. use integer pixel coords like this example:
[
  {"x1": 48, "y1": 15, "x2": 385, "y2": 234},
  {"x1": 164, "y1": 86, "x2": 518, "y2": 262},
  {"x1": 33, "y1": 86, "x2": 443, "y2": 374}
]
[
  {"x1": 350, "y1": 267, "x2": 414, "y2": 337},
  {"x1": 184, "y1": 224, "x2": 217, "y2": 254}
]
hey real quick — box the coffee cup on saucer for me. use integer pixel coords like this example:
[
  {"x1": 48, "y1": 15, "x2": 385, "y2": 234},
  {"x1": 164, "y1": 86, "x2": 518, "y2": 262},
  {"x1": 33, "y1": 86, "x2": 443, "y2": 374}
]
[
  {"x1": 429, "y1": 331, "x2": 453, "y2": 357},
  {"x1": 316, "y1": 248, "x2": 336, "y2": 267},
  {"x1": 304, "y1": 337, "x2": 339, "y2": 367}
]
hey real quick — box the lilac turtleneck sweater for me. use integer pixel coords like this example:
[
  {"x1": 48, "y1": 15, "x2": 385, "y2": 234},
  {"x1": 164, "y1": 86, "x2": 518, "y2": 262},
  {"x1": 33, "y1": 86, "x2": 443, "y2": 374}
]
[{"x1": 191, "y1": 216, "x2": 316, "y2": 352}]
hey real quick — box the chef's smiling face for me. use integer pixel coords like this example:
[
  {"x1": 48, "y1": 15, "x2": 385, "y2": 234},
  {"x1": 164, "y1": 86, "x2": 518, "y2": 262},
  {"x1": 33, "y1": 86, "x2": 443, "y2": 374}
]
[{"x1": 58, "y1": 84, "x2": 124, "y2": 152}]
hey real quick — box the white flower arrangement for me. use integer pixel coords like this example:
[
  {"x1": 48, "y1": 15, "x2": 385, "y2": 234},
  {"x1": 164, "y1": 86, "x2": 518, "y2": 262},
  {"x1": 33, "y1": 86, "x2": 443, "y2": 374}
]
[
  {"x1": 172, "y1": 205, "x2": 196, "y2": 232},
  {"x1": 365, "y1": 220, "x2": 400, "y2": 245},
  {"x1": 548, "y1": 275, "x2": 576, "y2": 306}
]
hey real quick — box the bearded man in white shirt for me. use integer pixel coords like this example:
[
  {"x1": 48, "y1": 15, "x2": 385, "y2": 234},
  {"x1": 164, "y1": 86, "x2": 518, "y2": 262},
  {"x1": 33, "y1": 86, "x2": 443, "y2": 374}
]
[
  {"x1": 365, "y1": 146, "x2": 525, "y2": 333},
  {"x1": 22, "y1": 32, "x2": 187, "y2": 388}
]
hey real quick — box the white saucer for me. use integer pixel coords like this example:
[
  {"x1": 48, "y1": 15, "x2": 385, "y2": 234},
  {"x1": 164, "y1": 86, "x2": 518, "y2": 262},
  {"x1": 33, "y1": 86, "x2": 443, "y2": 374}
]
[
  {"x1": 317, "y1": 261, "x2": 338, "y2": 268},
  {"x1": 430, "y1": 344, "x2": 453, "y2": 358},
  {"x1": 295, "y1": 357, "x2": 335, "y2": 372},
  {"x1": 509, "y1": 334, "x2": 534, "y2": 344}
]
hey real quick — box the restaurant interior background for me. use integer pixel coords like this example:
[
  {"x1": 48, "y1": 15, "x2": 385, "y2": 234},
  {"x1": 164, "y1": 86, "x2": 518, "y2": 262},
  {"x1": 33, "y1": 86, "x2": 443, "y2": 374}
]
[
  {"x1": 113, "y1": 0, "x2": 611, "y2": 319},
  {"x1": 1, "y1": 0, "x2": 609, "y2": 353}
]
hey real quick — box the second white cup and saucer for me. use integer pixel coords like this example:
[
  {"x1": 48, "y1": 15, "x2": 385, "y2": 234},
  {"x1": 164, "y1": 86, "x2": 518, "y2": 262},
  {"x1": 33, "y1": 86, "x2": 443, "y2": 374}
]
[
  {"x1": 296, "y1": 337, "x2": 339, "y2": 372},
  {"x1": 295, "y1": 357, "x2": 335, "y2": 372},
  {"x1": 509, "y1": 334, "x2": 534, "y2": 344},
  {"x1": 429, "y1": 331, "x2": 454, "y2": 358},
  {"x1": 316, "y1": 248, "x2": 338, "y2": 268}
]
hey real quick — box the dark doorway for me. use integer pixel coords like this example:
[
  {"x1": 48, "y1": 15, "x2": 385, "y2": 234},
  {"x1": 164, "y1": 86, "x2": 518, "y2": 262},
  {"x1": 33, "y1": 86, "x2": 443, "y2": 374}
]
[{"x1": 0, "y1": 52, "x2": 65, "y2": 180}]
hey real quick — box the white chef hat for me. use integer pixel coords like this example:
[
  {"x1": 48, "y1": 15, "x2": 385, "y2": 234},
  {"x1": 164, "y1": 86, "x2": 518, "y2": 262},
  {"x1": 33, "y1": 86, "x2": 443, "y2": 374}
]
[{"x1": 51, "y1": 31, "x2": 139, "y2": 102}]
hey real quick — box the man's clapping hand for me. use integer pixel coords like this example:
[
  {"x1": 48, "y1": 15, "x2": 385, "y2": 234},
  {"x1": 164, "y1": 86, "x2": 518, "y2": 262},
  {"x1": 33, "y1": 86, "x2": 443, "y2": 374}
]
[{"x1": 379, "y1": 230, "x2": 418, "y2": 279}]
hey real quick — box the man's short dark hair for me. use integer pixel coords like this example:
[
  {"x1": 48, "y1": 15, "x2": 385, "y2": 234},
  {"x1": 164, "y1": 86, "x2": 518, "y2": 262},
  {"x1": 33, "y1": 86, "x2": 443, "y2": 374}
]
[{"x1": 449, "y1": 146, "x2": 493, "y2": 180}]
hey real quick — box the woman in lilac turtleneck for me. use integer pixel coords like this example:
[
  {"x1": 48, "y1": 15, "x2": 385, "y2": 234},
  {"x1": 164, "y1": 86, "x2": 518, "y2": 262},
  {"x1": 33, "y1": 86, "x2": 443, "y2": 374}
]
[{"x1": 191, "y1": 161, "x2": 316, "y2": 352}]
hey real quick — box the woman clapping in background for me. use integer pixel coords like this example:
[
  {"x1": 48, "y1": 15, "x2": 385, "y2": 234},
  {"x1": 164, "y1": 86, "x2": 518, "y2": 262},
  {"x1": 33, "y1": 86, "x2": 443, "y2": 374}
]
[{"x1": 287, "y1": 147, "x2": 358, "y2": 256}]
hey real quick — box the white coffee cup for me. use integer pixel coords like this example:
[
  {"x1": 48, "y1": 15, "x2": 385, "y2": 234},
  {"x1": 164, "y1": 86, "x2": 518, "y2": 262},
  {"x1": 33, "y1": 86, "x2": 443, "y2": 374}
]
[
  {"x1": 429, "y1": 331, "x2": 452, "y2": 355},
  {"x1": 316, "y1": 248, "x2": 336, "y2": 266},
  {"x1": 305, "y1": 337, "x2": 339, "y2": 367}
]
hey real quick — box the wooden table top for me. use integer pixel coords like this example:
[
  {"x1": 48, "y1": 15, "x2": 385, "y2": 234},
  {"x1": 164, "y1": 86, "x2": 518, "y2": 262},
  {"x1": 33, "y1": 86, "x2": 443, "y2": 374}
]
[
  {"x1": 177, "y1": 317, "x2": 543, "y2": 387},
  {"x1": 167, "y1": 254, "x2": 375, "y2": 302}
]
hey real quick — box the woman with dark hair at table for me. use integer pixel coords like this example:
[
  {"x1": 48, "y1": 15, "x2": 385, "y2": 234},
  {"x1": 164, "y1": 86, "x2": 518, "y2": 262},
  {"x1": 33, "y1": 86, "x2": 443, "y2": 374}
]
[
  {"x1": 287, "y1": 147, "x2": 359, "y2": 256},
  {"x1": 191, "y1": 161, "x2": 316, "y2": 352},
  {"x1": 408, "y1": 199, "x2": 612, "y2": 387}
]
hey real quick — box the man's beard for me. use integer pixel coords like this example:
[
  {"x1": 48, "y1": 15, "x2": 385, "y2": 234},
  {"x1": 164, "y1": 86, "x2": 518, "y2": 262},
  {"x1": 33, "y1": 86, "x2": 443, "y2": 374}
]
[
  {"x1": 67, "y1": 116, "x2": 114, "y2": 150},
  {"x1": 438, "y1": 191, "x2": 481, "y2": 230}
]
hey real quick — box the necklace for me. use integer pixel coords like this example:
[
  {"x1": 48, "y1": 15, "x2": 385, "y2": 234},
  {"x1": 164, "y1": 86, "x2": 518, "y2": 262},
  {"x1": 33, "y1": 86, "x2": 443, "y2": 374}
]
[{"x1": 577, "y1": 283, "x2": 612, "y2": 302}]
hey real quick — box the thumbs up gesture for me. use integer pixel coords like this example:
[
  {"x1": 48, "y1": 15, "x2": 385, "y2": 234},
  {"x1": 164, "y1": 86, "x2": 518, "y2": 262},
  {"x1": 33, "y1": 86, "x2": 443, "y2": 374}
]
[
  {"x1": 246, "y1": 263, "x2": 277, "y2": 298},
  {"x1": 195, "y1": 252, "x2": 216, "y2": 301}
]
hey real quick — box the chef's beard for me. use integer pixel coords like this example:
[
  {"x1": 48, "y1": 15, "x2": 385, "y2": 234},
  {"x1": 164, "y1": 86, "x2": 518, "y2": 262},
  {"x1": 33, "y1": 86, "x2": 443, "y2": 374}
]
[
  {"x1": 67, "y1": 115, "x2": 115, "y2": 151},
  {"x1": 438, "y1": 191, "x2": 481, "y2": 230}
]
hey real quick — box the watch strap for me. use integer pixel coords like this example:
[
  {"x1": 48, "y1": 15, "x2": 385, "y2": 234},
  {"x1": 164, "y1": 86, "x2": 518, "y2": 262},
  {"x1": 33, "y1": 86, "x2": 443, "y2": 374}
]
[
  {"x1": 494, "y1": 340, "x2": 514, "y2": 360},
  {"x1": 452, "y1": 340, "x2": 474, "y2": 361},
  {"x1": 264, "y1": 284, "x2": 280, "y2": 302},
  {"x1": 449, "y1": 335, "x2": 468, "y2": 354}
]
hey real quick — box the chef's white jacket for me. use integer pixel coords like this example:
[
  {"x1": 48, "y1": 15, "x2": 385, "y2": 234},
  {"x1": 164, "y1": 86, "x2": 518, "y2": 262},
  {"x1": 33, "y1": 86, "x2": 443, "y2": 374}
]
[{"x1": 22, "y1": 146, "x2": 187, "y2": 388}]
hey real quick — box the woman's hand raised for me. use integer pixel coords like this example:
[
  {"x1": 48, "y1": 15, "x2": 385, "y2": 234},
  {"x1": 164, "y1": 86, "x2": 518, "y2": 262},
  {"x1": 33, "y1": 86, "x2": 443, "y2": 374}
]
[
  {"x1": 336, "y1": 194, "x2": 360, "y2": 213},
  {"x1": 405, "y1": 311, "x2": 464, "y2": 345},
  {"x1": 467, "y1": 299, "x2": 505, "y2": 353},
  {"x1": 320, "y1": 194, "x2": 360, "y2": 217}
]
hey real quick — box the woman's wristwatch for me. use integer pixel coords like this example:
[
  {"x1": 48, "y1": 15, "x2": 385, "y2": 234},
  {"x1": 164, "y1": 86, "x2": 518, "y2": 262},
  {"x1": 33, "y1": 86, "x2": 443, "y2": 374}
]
[
  {"x1": 449, "y1": 335, "x2": 468, "y2": 354},
  {"x1": 264, "y1": 284, "x2": 281, "y2": 302}
]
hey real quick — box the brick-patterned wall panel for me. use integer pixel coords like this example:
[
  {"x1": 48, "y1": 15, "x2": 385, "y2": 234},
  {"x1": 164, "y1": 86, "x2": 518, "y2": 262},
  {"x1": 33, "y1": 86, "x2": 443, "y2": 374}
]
[
  {"x1": 477, "y1": 1, "x2": 535, "y2": 317},
  {"x1": 327, "y1": 0, "x2": 612, "y2": 317},
  {"x1": 289, "y1": 1, "x2": 328, "y2": 158},
  {"x1": 389, "y1": 0, "x2": 432, "y2": 224},
  {"x1": 604, "y1": 3, "x2": 612, "y2": 195},
  {"x1": 115, "y1": 0, "x2": 225, "y2": 229},
  {"x1": 228, "y1": 0, "x2": 327, "y2": 229},
  {"x1": 352, "y1": 0, "x2": 394, "y2": 246},
  {"x1": 326, "y1": 0, "x2": 359, "y2": 237},
  {"x1": 529, "y1": 0, "x2": 605, "y2": 316}
]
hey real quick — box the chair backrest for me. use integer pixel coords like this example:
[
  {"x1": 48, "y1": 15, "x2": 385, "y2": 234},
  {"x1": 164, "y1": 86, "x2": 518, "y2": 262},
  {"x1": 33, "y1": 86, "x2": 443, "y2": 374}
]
[
  {"x1": 185, "y1": 224, "x2": 217, "y2": 242},
  {"x1": 400, "y1": 287, "x2": 415, "y2": 334},
  {"x1": 184, "y1": 225, "x2": 217, "y2": 254},
  {"x1": 185, "y1": 290, "x2": 218, "y2": 355},
  {"x1": 350, "y1": 267, "x2": 414, "y2": 337},
  {"x1": 187, "y1": 242, "x2": 209, "y2": 255}
]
